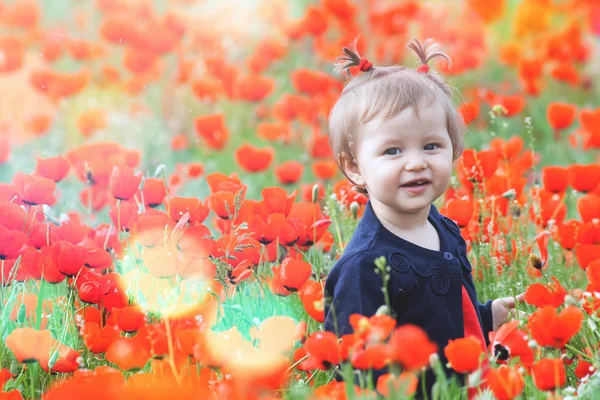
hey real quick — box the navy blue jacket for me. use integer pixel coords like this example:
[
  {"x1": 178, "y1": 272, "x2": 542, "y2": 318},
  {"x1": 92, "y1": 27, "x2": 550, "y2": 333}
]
[{"x1": 324, "y1": 201, "x2": 493, "y2": 394}]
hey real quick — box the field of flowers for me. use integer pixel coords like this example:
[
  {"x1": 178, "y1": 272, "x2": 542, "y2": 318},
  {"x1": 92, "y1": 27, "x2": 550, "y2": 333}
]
[{"x1": 0, "y1": 0, "x2": 599, "y2": 398}]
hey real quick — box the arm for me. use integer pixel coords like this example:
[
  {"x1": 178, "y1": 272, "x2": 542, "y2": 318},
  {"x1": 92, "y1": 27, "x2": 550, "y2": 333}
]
[{"x1": 324, "y1": 253, "x2": 386, "y2": 338}]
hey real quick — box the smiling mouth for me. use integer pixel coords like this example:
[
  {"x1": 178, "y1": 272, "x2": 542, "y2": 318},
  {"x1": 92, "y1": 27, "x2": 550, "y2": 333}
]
[{"x1": 401, "y1": 180, "x2": 431, "y2": 187}]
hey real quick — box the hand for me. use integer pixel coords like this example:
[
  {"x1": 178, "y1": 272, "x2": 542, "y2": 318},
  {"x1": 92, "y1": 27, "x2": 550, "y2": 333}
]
[{"x1": 491, "y1": 293, "x2": 526, "y2": 331}]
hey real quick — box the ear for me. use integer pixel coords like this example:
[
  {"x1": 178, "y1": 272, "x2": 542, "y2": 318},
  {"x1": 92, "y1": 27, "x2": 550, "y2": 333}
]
[{"x1": 339, "y1": 152, "x2": 366, "y2": 186}]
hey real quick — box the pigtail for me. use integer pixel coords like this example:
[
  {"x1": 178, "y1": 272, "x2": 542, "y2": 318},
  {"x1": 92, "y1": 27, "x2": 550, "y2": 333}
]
[
  {"x1": 333, "y1": 37, "x2": 373, "y2": 80},
  {"x1": 406, "y1": 37, "x2": 451, "y2": 72}
]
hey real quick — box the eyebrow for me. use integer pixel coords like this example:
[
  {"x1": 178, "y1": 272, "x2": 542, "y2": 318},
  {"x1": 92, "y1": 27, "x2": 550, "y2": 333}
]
[{"x1": 375, "y1": 132, "x2": 447, "y2": 146}]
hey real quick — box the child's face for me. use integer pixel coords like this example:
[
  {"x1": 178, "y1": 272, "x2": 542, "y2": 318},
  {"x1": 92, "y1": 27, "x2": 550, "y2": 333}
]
[{"x1": 345, "y1": 99, "x2": 454, "y2": 219}]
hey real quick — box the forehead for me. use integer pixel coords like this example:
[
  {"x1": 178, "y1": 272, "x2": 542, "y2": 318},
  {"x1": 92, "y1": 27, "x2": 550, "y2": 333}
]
[{"x1": 357, "y1": 99, "x2": 449, "y2": 142}]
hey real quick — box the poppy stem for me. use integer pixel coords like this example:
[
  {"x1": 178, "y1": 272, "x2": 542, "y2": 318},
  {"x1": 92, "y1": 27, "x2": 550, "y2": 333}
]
[
  {"x1": 540, "y1": 268, "x2": 551, "y2": 285},
  {"x1": 29, "y1": 363, "x2": 37, "y2": 399},
  {"x1": 564, "y1": 343, "x2": 594, "y2": 363},
  {"x1": 117, "y1": 199, "x2": 121, "y2": 240},
  {"x1": 87, "y1": 182, "x2": 93, "y2": 226},
  {"x1": 286, "y1": 354, "x2": 309, "y2": 372}
]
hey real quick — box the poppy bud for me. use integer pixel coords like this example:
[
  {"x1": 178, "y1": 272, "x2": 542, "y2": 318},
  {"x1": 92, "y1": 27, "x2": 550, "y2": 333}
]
[
  {"x1": 502, "y1": 189, "x2": 516, "y2": 199},
  {"x1": 350, "y1": 201, "x2": 359, "y2": 219},
  {"x1": 492, "y1": 104, "x2": 508, "y2": 116},
  {"x1": 154, "y1": 164, "x2": 166, "y2": 177},
  {"x1": 311, "y1": 184, "x2": 319, "y2": 204},
  {"x1": 376, "y1": 305, "x2": 390, "y2": 316},
  {"x1": 84, "y1": 162, "x2": 95, "y2": 185},
  {"x1": 16, "y1": 303, "x2": 26, "y2": 323},
  {"x1": 48, "y1": 350, "x2": 59, "y2": 369}
]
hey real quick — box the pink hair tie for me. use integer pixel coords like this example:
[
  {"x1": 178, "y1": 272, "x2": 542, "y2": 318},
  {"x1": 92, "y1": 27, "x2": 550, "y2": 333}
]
[
  {"x1": 416, "y1": 64, "x2": 430, "y2": 73},
  {"x1": 358, "y1": 58, "x2": 373, "y2": 72}
]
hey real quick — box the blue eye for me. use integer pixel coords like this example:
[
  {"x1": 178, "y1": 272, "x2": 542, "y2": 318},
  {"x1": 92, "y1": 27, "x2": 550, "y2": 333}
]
[
  {"x1": 385, "y1": 148, "x2": 401, "y2": 156},
  {"x1": 424, "y1": 143, "x2": 439, "y2": 151}
]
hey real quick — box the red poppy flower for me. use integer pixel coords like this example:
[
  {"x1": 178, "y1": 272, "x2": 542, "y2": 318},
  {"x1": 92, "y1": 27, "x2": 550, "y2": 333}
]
[
  {"x1": 13, "y1": 172, "x2": 56, "y2": 206},
  {"x1": 312, "y1": 159, "x2": 338, "y2": 180},
  {"x1": 250, "y1": 213, "x2": 299, "y2": 245},
  {"x1": 234, "y1": 144, "x2": 274, "y2": 173},
  {"x1": 532, "y1": 188, "x2": 567, "y2": 228},
  {"x1": 142, "y1": 177, "x2": 166, "y2": 207},
  {"x1": 349, "y1": 314, "x2": 396, "y2": 344},
  {"x1": 586, "y1": 259, "x2": 600, "y2": 292},
  {"x1": 489, "y1": 321, "x2": 534, "y2": 367},
  {"x1": 457, "y1": 101, "x2": 480, "y2": 125},
  {"x1": 556, "y1": 220, "x2": 596, "y2": 250},
  {"x1": 387, "y1": 324, "x2": 437, "y2": 371},
  {"x1": 576, "y1": 244, "x2": 600, "y2": 270},
  {"x1": 524, "y1": 277, "x2": 567, "y2": 308},
  {"x1": 491, "y1": 134, "x2": 526, "y2": 160},
  {"x1": 458, "y1": 149, "x2": 499, "y2": 182},
  {"x1": 261, "y1": 187, "x2": 298, "y2": 216},
  {"x1": 484, "y1": 365, "x2": 525, "y2": 400},
  {"x1": 443, "y1": 197, "x2": 474, "y2": 228},
  {"x1": 288, "y1": 202, "x2": 331, "y2": 246},
  {"x1": 0, "y1": 225, "x2": 27, "y2": 260},
  {"x1": 351, "y1": 343, "x2": 389, "y2": 370},
  {"x1": 528, "y1": 305, "x2": 583, "y2": 349},
  {"x1": 41, "y1": 343, "x2": 80, "y2": 374},
  {"x1": 79, "y1": 186, "x2": 110, "y2": 211},
  {"x1": 269, "y1": 264, "x2": 291, "y2": 297},
  {"x1": 275, "y1": 161, "x2": 304, "y2": 185},
  {"x1": 569, "y1": 164, "x2": 600, "y2": 193},
  {"x1": 529, "y1": 230, "x2": 550, "y2": 270},
  {"x1": 37, "y1": 246, "x2": 66, "y2": 284},
  {"x1": 206, "y1": 172, "x2": 245, "y2": 194},
  {"x1": 81, "y1": 322, "x2": 119, "y2": 354},
  {"x1": 106, "y1": 336, "x2": 151, "y2": 371},
  {"x1": 291, "y1": 68, "x2": 336, "y2": 97},
  {"x1": 279, "y1": 257, "x2": 312, "y2": 292},
  {"x1": 184, "y1": 162, "x2": 204, "y2": 179},
  {"x1": 194, "y1": 114, "x2": 229, "y2": 150},
  {"x1": 108, "y1": 201, "x2": 139, "y2": 232},
  {"x1": 542, "y1": 166, "x2": 569, "y2": 193},
  {"x1": 109, "y1": 165, "x2": 142, "y2": 201},
  {"x1": 494, "y1": 95, "x2": 526, "y2": 117},
  {"x1": 303, "y1": 331, "x2": 342, "y2": 370},
  {"x1": 51, "y1": 241, "x2": 88, "y2": 277},
  {"x1": 532, "y1": 358, "x2": 566, "y2": 391},
  {"x1": 578, "y1": 194, "x2": 600, "y2": 223},
  {"x1": 112, "y1": 306, "x2": 146, "y2": 333},
  {"x1": 76, "y1": 270, "x2": 117, "y2": 304},
  {"x1": 444, "y1": 336, "x2": 484, "y2": 374},
  {"x1": 0, "y1": 201, "x2": 25, "y2": 231},
  {"x1": 547, "y1": 102, "x2": 577, "y2": 132},
  {"x1": 177, "y1": 224, "x2": 215, "y2": 256},
  {"x1": 35, "y1": 155, "x2": 70, "y2": 183},
  {"x1": 5, "y1": 327, "x2": 54, "y2": 364},
  {"x1": 239, "y1": 74, "x2": 275, "y2": 102},
  {"x1": 575, "y1": 360, "x2": 596, "y2": 380},
  {"x1": 206, "y1": 191, "x2": 237, "y2": 219},
  {"x1": 297, "y1": 279, "x2": 325, "y2": 322},
  {"x1": 168, "y1": 197, "x2": 210, "y2": 224}
]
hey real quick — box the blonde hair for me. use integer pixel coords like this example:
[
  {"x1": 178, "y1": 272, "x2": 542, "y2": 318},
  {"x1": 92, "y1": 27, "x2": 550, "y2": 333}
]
[{"x1": 328, "y1": 38, "x2": 465, "y2": 195}]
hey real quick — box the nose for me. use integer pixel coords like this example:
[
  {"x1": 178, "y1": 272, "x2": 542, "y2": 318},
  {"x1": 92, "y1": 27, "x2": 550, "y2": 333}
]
[{"x1": 404, "y1": 151, "x2": 427, "y2": 171}]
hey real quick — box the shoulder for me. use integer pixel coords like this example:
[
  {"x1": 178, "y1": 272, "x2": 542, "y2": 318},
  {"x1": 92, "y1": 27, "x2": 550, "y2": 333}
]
[
  {"x1": 432, "y1": 204, "x2": 463, "y2": 237},
  {"x1": 330, "y1": 251, "x2": 385, "y2": 279},
  {"x1": 325, "y1": 251, "x2": 385, "y2": 291}
]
